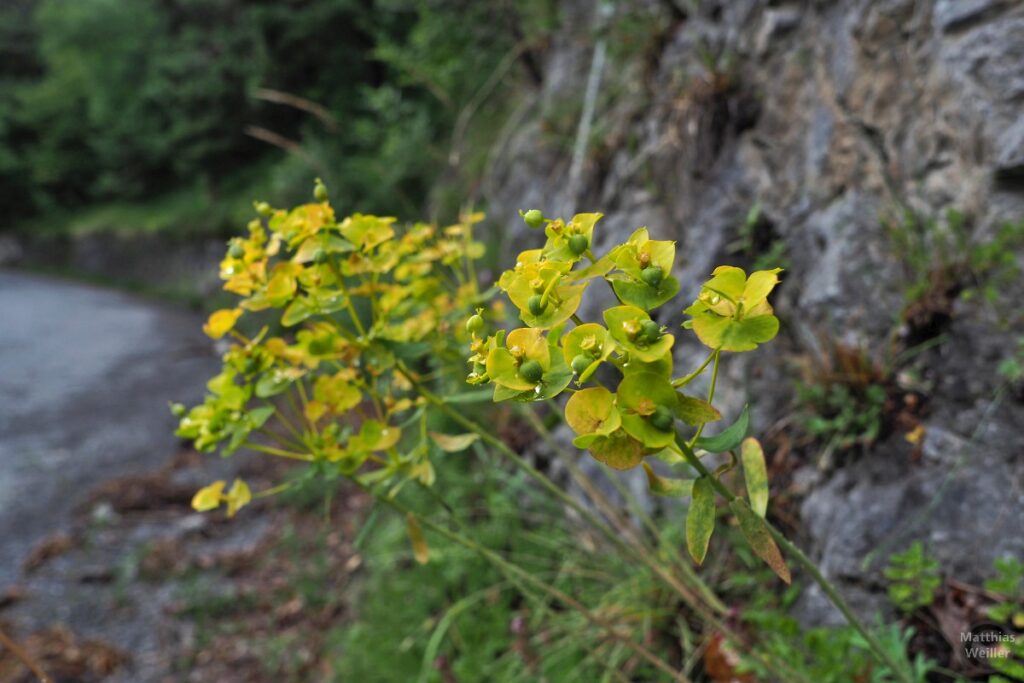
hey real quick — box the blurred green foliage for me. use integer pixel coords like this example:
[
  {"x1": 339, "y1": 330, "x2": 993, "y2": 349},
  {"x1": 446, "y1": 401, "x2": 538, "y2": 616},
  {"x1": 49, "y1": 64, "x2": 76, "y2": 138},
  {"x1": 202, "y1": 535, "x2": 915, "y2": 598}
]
[{"x1": 0, "y1": 0, "x2": 551, "y2": 230}]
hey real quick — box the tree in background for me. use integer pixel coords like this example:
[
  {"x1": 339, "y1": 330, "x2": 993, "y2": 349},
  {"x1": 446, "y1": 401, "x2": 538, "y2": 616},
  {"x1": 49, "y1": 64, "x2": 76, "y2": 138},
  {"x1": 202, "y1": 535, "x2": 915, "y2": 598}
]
[{"x1": 0, "y1": 0, "x2": 546, "y2": 230}]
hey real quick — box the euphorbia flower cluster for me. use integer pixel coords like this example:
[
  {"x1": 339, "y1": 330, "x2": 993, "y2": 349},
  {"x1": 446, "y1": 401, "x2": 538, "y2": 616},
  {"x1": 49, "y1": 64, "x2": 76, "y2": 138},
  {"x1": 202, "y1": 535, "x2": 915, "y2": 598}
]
[{"x1": 467, "y1": 209, "x2": 787, "y2": 574}]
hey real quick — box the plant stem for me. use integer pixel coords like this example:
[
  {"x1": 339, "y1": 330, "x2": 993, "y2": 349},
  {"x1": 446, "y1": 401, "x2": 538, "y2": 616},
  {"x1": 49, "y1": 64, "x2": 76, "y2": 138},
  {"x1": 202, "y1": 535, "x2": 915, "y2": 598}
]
[
  {"x1": 525, "y1": 404, "x2": 727, "y2": 614},
  {"x1": 672, "y1": 349, "x2": 716, "y2": 388},
  {"x1": 400, "y1": 366, "x2": 811, "y2": 683},
  {"x1": 244, "y1": 442, "x2": 313, "y2": 461},
  {"x1": 687, "y1": 349, "x2": 720, "y2": 447},
  {"x1": 675, "y1": 436, "x2": 913, "y2": 683}
]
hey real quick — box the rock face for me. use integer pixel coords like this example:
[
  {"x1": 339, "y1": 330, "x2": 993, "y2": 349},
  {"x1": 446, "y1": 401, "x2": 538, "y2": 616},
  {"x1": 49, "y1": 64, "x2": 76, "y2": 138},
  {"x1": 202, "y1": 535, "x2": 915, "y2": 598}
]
[{"x1": 481, "y1": 0, "x2": 1024, "y2": 624}]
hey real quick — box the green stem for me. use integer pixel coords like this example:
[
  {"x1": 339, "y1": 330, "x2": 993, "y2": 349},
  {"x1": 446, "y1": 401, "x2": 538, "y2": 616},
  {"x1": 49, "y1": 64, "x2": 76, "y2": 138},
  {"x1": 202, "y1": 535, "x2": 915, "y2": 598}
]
[
  {"x1": 400, "y1": 366, "x2": 706, "y2": 608},
  {"x1": 244, "y1": 442, "x2": 314, "y2": 461},
  {"x1": 675, "y1": 436, "x2": 913, "y2": 683},
  {"x1": 399, "y1": 366, "x2": 810, "y2": 683},
  {"x1": 328, "y1": 258, "x2": 368, "y2": 338},
  {"x1": 672, "y1": 349, "x2": 717, "y2": 388},
  {"x1": 529, "y1": 403, "x2": 727, "y2": 614},
  {"x1": 687, "y1": 349, "x2": 720, "y2": 447}
]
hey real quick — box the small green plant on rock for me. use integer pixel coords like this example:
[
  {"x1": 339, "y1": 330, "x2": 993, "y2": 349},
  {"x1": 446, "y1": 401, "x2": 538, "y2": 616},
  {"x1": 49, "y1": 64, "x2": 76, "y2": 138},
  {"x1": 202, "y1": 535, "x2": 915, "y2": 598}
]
[
  {"x1": 794, "y1": 340, "x2": 894, "y2": 464},
  {"x1": 982, "y1": 557, "x2": 1024, "y2": 682},
  {"x1": 884, "y1": 541, "x2": 942, "y2": 614},
  {"x1": 887, "y1": 209, "x2": 1024, "y2": 342}
]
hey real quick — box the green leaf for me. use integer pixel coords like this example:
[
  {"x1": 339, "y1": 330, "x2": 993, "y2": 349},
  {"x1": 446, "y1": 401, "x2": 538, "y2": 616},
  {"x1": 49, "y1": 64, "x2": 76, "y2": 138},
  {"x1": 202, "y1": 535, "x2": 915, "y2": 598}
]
[
  {"x1": 429, "y1": 432, "x2": 480, "y2": 452},
  {"x1": 587, "y1": 430, "x2": 646, "y2": 470},
  {"x1": 255, "y1": 371, "x2": 293, "y2": 398},
  {"x1": 643, "y1": 462, "x2": 694, "y2": 497},
  {"x1": 406, "y1": 513, "x2": 429, "y2": 565},
  {"x1": 740, "y1": 437, "x2": 769, "y2": 517},
  {"x1": 730, "y1": 499, "x2": 791, "y2": 583},
  {"x1": 689, "y1": 311, "x2": 779, "y2": 352},
  {"x1": 564, "y1": 387, "x2": 621, "y2": 436},
  {"x1": 611, "y1": 276, "x2": 680, "y2": 311},
  {"x1": 248, "y1": 405, "x2": 275, "y2": 430},
  {"x1": 443, "y1": 389, "x2": 494, "y2": 404},
  {"x1": 674, "y1": 394, "x2": 722, "y2": 426},
  {"x1": 621, "y1": 351, "x2": 673, "y2": 377},
  {"x1": 617, "y1": 372, "x2": 678, "y2": 448},
  {"x1": 686, "y1": 478, "x2": 716, "y2": 564},
  {"x1": 281, "y1": 297, "x2": 316, "y2": 326},
  {"x1": 694, "y1": 405, "x2": 749, "y2": 453}
]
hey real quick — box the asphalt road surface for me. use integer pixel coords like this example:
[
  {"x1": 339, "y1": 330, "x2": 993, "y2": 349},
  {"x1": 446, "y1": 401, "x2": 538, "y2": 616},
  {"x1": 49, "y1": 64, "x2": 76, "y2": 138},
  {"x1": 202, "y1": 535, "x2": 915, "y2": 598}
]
[{"x1": 0, "y1": 270, "x2": 218, "y2": 592}]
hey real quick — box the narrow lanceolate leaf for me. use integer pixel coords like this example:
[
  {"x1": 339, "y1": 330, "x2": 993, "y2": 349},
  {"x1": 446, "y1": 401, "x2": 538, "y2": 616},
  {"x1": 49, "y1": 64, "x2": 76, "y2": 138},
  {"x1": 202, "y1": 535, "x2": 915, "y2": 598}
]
[
  {"x1": 686, "y1": 478, "x2": 716, "y2": 565},
  {"x1": 674, "y1": 393, "x2": 722, "y2": 426},
  {"x1": 642, "y1": 462, "x2": 695, "y2": 497},
  {"x1": 429, "y1": 432, "x2": 480, "y2": 452},
  {"x1": 406, "y1": 513, "x2": 429, "y2": 565},
  {"x1": 694, "y1": 405, "x2": 749, "y2": 453},
  {"x1": 740, "y1": 437, "x2": 769, "y2": 517},
  {"x1": 730, "y1": 499, "x2": 790, "y2": 583}
]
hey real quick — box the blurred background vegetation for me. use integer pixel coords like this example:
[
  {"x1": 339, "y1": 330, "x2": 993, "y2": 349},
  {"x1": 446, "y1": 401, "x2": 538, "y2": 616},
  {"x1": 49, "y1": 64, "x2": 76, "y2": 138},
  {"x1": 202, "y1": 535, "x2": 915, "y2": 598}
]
[{"x1": 0, "y1": 0, "x2": 549, "y2": 236}]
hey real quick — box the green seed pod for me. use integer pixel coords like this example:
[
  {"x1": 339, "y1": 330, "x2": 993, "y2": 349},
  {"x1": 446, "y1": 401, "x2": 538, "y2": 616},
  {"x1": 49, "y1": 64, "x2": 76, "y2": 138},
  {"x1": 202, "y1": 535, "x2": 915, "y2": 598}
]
[
  {"x1": 169, "y1": 402, "x2": 186, "y2": 417},
  {"x1": 308, "y1": 337, "x2": 332, "y2": 355},
  {"x1": 528, "y1": 294, "x2": 547, "y2": 316},
  {"x1": 228, "y1": 243, "x2": 245, "y2": 259},
  {"x1": 519, "y1": 359, "x2": 544, "y2": 384},
  {"x1": 640, "y1": 319, "x2": 661, "y2": 343},
  {"x1": 571, "y1": 354, "x2": 592, "y2": 374},
  {"x1": 650, "y1": 405, "x2": 674, "y2": 432},
  {"x1": 254, "y1": 201, "x2": 272, "y2": 217},
  {"x1": 522, "y1": 209, "x2": 545, "y2": 228},
  {"x1": 641, "y1": 265, "x2": 664, "y2": 288},
  {"x1": 568, "y1": 234, "x2": 589, "y2": 256},
  {"x1": 466, "y1": 314, "x2": 485, "y2": 335},
  {"x1": 314, "y1": 178, "x2": 328, "y2": 202}
]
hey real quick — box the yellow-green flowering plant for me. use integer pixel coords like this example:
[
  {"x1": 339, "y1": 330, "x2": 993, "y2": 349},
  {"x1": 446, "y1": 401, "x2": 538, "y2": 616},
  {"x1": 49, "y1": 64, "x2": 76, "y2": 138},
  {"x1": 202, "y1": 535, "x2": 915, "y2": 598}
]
[
  {"x1": 468, "y1": 210, "x2": 787, "y2": 575},
  {"x1": 173, "y1": 181, "x2": 488, "y2": 515},
  {"x1": 173, "y1": 191, "x2": 917, "y2": 682},
  {"x1": 466, "y1": 209, "x2": 917, "y2": 681}
]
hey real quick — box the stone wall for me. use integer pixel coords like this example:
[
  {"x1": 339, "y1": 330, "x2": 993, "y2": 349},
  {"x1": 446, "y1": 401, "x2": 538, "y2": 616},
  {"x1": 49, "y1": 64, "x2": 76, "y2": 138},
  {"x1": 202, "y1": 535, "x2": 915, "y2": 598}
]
[{"x1": 482, "y1": 0, "x2": 1024, "y2": 624}]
